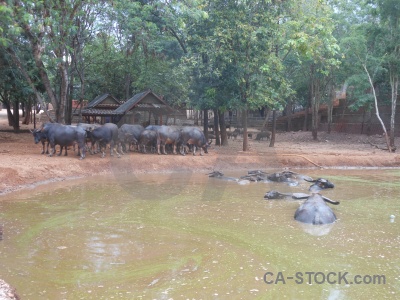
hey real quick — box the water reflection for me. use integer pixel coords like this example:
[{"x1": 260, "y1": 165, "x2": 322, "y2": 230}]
[
  {"x1": 0, "y1": 169, "x2": 399, "y2": 299},
  {"x1": 298, "y1": 223, "x2": 335, "y2": 236}
]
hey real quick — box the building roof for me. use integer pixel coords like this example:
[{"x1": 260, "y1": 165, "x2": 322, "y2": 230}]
[
  {"x1": 114, "y1": 90, "x2": 173, "y2": 115},
  {"x1": 79, "y1": 108, "x2": 124, "y2": 116},
  {"x1": 86, "y1": 93, "x2": 121, "y2": 109},
  {"x1": 81, "y1": 93, "x2": 123, "y2": 117}
]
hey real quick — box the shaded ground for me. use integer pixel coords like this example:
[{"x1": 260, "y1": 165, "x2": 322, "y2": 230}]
[{"x1": 1, "y1": 110, "x2": 400, "y2": 196}]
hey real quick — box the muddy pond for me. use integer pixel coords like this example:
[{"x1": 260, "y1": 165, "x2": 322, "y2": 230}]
[{"x1": 0, "y1": 169, "x2": 399, "y2": 299}]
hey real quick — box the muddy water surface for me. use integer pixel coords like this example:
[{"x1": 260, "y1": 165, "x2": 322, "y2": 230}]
[{"x1": 0, "y1": 169, "x2": 399, "y2": 299}]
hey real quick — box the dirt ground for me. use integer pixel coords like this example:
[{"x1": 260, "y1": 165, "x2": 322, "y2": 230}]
[{"x1": 1, "y1": 109, "x2": 400, "y2": 196}]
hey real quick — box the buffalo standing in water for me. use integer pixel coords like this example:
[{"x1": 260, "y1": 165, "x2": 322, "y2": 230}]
[{"x1": 294, "y1": 193, "x2": 340, "y2": 225}]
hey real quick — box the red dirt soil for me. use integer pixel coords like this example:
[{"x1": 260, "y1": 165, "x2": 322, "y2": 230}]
[{"x1": 1, "y1": 110, "x2": 400, "y2": 196}]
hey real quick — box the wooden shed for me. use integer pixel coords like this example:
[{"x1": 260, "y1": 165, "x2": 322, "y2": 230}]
[
  {"x1": 80, "y1": 93, "x2": 123, "y2": 124},
  {"x1": 115, "y1": 90, "x2": 173, "y2": 126}
]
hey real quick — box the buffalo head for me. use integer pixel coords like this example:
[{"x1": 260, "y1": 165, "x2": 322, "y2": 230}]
[{"x1": 305, "y1": 178, "x2": 335, "y2": 192}]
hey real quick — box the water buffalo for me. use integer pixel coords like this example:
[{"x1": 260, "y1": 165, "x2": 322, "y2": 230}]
[
  {"x1": 255, "y1": 131, "x2": 271, "y2": 141},
  {"x1": 118, "y1": 124, "x2": 144, "y2": 153},
  {"x1": 264, "y1": 190, "x2": 310, "y2": 200},
  {"x1": 305, "y1": 178, "x2": 335, "y2": 192},
  {"x1": 32, "y1": 123, "x2": 86, "y2": 159},
  {"x1": 31, "y1": 128, "x2": 50, "y2": 154},
  {"x1": 208, "y1": 171, "x2": 250, "y2": 184},
  {"x1": 86, "y1": 123, "x2": 120, "y2": 158},
  {"x1": 77, "y1": 123, "x2": 101, "y2": 154},
  {"x1": 267, "y1": 171, "x2": 313, "y2": 183},
  {"x1": 145, "y1": 125, "x2": 162, "y2": 131},
  {"x1": 208, "y1": 171, "x2": 238, "y2": 182},
  {"x1": 240, "y1": 170, "x2": 312, "y2": 185},
  {"x1": 156, "y1": 125, "x2": 181, "y2": 155},
  {"x1": 294, "y1": 193, "x2": 340, "y2": 225},
  {"x1": 138, "y1": 129, "x2": 158, "y2": 153},
  {"x1": 180, "y1": 127, "x2": 210, "y2": 156}
]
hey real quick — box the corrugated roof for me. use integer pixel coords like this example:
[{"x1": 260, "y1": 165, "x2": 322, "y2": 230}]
[
  {"x1": 114, "y1": 91, "x2": 149, "y2": 114},
  {"x1": 114, "y1": 90, "x2": 173, "y2": 114},
  {"x1": 81, "y1": 108, "x2": 124, "y2": 116},
  {"x1": 86, "y1": 93, "x2": 121, "y2": 109}
]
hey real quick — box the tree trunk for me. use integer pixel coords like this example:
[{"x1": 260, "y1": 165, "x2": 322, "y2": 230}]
[
  {"x1": 12, "y1": 100, "x2": 20, "y2": 132},
  {"x1": 389, "y1": 74, "x2": 398, "y2": 151},
  {"x1": 242, "y1": 109, "x2": 248, "y2": 151},
  {"x1": 3, "y1": 100, "x2": 14, "y2": 127},
  {"x1": 22, "y1": 100, "x2": 32, "y2": 125},
  {"x1": 66, "y1": 70, "x2": 74, "y2": 125},
  {"x1": 363, "y1": 64, "x2": 392, "y2": 152},
  {"x1": 21, "y1": 102, "x2": 25, "y2": 117},
  {"x1": 269, "y1": 110, "x2": 276, "y2": 147},
  {"x1": 303, "y1": 102, "x2": 310, "y2": 132},
  {"x1": 194, "y1": 109, "x2": 199, "y2": 125},
  {"x1": 58, "y1": 63, "x2": 69, "y2": 123},
  {"x1": 286, "y1": 101, "x2": 293, "y2": 132},
  {"x1": 218, "y1": 110, "x2": 228, "y2": 146},
  {"x1": 327, "y1": 83, "x2": 335, "y2": 134},
  {"x1": 311, "y1": 76, "x2": 320, "y2": 140},
  {"x1": 213, "y1": 109, "x2": 220, "y2": 146},
  {"x1": 261, "y1": 108, "x2": 271, "y2": 130},
  {"x1": 7, "y1": 48, "x2": 56, "y2": 123},
  {"x1": 203, "y1": 109, "x2": 209, "y2": 141},
  {"x1": 310, "y1": 65, "x2": 321, "y2": 140}
]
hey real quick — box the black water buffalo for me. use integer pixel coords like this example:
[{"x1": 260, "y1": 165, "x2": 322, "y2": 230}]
[
  {"x1": 294, "y1": 193, "x2": 340, "y2": 225},
  {"x1": 138, "y1": 129, "x2": 158, "y2": 153},
  {"x1": 31, "y1": 128, "x2": 50, "y2": 154},
  {"x1": 179, "y1": 127, "x2": 210, "y2": 156},
  {"x1": 267, "y1": 171, "x2": 312, "y2": 182},
  {"x1": 32, "y1": 123, "x2": 86, "y2": 159},
  {"x1": 208, "y1": 171, "x2": 238, "y2": 182},
  {"x1": 305, "y1": 178, "x2": 335, "y2": 192},
  {"x1": 156, "y1": 125, "x2": 181, "y2": 155},
  {"x1": 264, "y1": 190, "x2": 310, "y2": 200},
  {"x1": 77, "y1": 123, "x2": 101, "y2": 154},
  {"x1": 118, "y1": 124, "x2": 144, "y2": 153},
  {"x1": 255, "y1": 131, "x2": 271, "y2": 141},
  {"x1": 208, "y1": 171, "x2": 251, "y2": 184},
  {"x1": 145, "y1": 125, "x2": 162, "y2": 131},
  {"x1": 86, "y1": 123, "x2": 120, "y2": 158},
  {"x1": 240, "y1": 170, "x2": 311, "y2": 184}
]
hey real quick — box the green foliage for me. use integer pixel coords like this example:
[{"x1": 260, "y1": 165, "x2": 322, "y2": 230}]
[{"x1": 0, "y1": 0, "x2": 398, "y2": 127}]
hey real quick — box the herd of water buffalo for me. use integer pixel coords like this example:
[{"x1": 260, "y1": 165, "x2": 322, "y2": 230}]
[
  {"x1": 31, "y1": 123, "x2": 339, "y2": 226},
  {"x1": 208, "y1": 170, "x2": 339, "y2": 226},
  {"x1": 31, "y1": 123, "x2": 211, "y2": 159}
]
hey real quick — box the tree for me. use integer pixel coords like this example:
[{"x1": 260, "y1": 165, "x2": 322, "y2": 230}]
[
  {"x1": 338, "y1": 0, "x2": 399, "y2": 152},
  {"x1": 185, "y1": 0, "x2": 293, "y2": 151},
  {"x1": 376, "y1": 0, "x2": 400, "y2": 150},
  {"x1": 286, "y1": 0, "x2": 340, "y2": 140},
  {"x1": 4, "y1": 0, "x2": 105, "y2": 123}
]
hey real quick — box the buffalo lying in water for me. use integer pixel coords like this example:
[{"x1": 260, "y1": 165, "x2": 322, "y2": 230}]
[
  {"x1": 241, "y1": 170, "x2": 313, "y2": 186},
  {"x1": 208, "y1": 171, "x2": 250, "y2": 184},
  {"x1": 264, "y1": 190, "x2": 310, "y2": 200},
  {"x1": 305, "y1": 178, "x2": 335, "y2": 192},
  {"x1": 264, "y1": 191, "x2": 340, "y2": 224},
  {"x1": 294, "y1": 193, "x2": 340, "y2": 225}
]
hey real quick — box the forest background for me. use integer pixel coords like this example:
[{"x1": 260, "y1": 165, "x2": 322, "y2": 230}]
[{"x1": 0, "y1": 0, "x2": 399, "y2": 151}]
